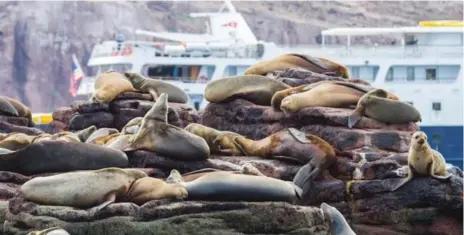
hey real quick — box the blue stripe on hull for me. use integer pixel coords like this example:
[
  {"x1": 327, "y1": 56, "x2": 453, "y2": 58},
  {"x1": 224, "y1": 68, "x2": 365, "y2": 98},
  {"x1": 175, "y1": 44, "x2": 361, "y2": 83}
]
[{"x1": 419, "y1": 126, "x2": 463, "y2": 170}]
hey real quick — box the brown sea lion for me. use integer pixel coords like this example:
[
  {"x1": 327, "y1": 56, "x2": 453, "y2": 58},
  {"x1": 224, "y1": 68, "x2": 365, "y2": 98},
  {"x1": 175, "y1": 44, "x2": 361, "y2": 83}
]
[
  {"x1": 0, "y1": 96, "x2": 34, "y2": 127},
  {"x1": 90, "y1": 71, "x2": 136, "y2": 103},
  {"x1": 347, "y1": 88, "x2": 421, "y2": 128},
  {"x1": 20, "y1": 167, "x2": 147, "y2": 211},
  {"x1": 123, "y1": 176, "x2": 188, "y2": 205},
  {"x1": 50, "y1": 131, "x2": 81, "y2": 143},
  {"x1": 204, "y1": 75, "x2": 290, "y2": 106},
  {"x1": 243, "y1": 53, "x2": 350, "y2": 79},
  {"x1": 0, "y1": 132, "x2": 34, "y2": 150},
  {"x1": 121, "y1": 117, "x2": 143, "y2": 135},
  {"x1": 125, "y1": 93, "x2": 210, "y2": 161},
  {"x1": 271, "y1": 80, "x2": 399, "y2": 110},
  {"x1": 387, "y1": 131, "x2": 451, "y2": 191},
  {"x1": 124, "y1": 72, "x2": 188, "y2": 103},
  {"x1": 320, "y1": 203, "x2": 357, "y2": 235},
  {"x1": 74, "y1": 125, "x2": 97, "y2": 142},
  {"x1": 85, "y1": 128, "x2": 120, "y2": 144},
  {"x1": 0, "y1": 96, "x2": 18, "y2": 117},
  {"x1": 184, "y1": 123, "x2": 244, "y2": 155},
  {"x1": 233, "y1": 128, "x2": 335, "y2": 164}
]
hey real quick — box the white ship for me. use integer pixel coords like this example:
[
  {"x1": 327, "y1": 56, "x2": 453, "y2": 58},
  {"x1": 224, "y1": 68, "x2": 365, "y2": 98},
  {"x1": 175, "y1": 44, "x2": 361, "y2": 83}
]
[{"x1": 75, "y1": 1, "x2": 464, "y2": 167}]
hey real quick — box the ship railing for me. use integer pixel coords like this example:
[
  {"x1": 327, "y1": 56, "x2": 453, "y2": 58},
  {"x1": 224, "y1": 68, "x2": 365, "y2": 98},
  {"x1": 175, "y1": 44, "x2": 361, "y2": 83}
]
[
  {"x1": 279, "y1": 44, "x2": 464, "y2": 58},
  {"x1": 383, "y1": 76, "x2": 460, "y2": 84},
  {"x1": 147, "y1": 76, "x2": 211, "y2": 84}
]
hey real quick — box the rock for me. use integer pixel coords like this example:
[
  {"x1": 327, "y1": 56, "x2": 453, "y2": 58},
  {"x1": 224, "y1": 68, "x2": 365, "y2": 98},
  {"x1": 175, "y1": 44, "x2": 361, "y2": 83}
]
[
  {"x1": 0, "y1": 121, "x2": 44, "y2": 135},
  {"x1": 52, "y1": 107, "x2": 75, "y2": 124},
  {"x1": 71, "y1": 100, "x2": 109, "y2": 113},
  {"x1": 268, "y1": 68, "x2": 371, "y2": 87},
  {"x1": 44, "y1": 120, "x2": 67, "y2": 134},
  {"x1": 0, "y1": 115, "x2": 29, "y2": 127},
  {"x1": 4, "y1": 197, "x2": 328, "y2": 235},
  {"x1": 114, "y1": 91, "x2": 153, "y2": 101},
  {"x1": 68, "y1": 112, "x2": 114, "y2": 131}
]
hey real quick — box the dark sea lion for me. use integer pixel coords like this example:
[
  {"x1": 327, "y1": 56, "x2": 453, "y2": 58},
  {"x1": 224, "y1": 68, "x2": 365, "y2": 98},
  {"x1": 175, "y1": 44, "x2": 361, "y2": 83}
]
[
  {"x1": 244, "y1": 53, "x2": 350, "y2": 79},
  {"x1": 320, "y1": 203, "x2": 357, "y2": 235},
  {"x1": 124, "y1": 72, "x2": 188, "y2": 103},
  {"x1": 0, "y1": 97, "x2": 18, "y2": 117},
  {"x1": 0, "y1": 140, "x2": 129, "y2": 175},
  {"x1": 20, "y1": 168, "x2": 147, "y2": 211},
  {"x1": 204, "y1": 75, "x2": 291, "y2": 106},
  {"x1": 167, "y1": 169, "x2": 302, "y2": 203},
  {"x1": 123, "y1": 176, "x2": 188, "y2": 205},
  {"x1": 85, "y1": 128, "x2": 120, "y2": 144},
  {"x1": 90, "y1": 71, "x2": 137, "y2": 103},
  {"x1": 121, "y1": 117, "x2": 143, "y2": 135},
  {"x1": 387, "y1": 131, "x2": 451, "y2": 191},
  {"x1": 74, "y1": 125, "x2": 97, "y2": 142},
  {"x1": 271, "y1": 80, "x2": 399, "y2": 110},
  {"x1": 233, "y1": 128, "x2": 335, "y2": 164},
  {"x1": 184, "y1": 123, "x2": 244, "y2": 155},
  {"x1": 347, "y1": 88, "x2": 422, "y2": 128},
  {"x1": 0, "y1": 96, "x2": 34, "y2": 127},
  {"x1": 125, "y1": 93, "x2": 210, "y2": 160}
]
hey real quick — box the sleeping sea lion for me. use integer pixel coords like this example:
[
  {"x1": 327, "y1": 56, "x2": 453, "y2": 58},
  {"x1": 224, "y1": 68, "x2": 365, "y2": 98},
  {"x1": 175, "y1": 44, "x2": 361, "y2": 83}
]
[
  {"x1": 121, "y1": 117, "x2": 143, "y2": 135},
  {"x1": 20, "y1": 168, "x2": 147, "y2": 211},
  {"x1": 184, "y1": 123, "x2": 244, "y2": 155},
  {"x1": 204, "y1": 75, "x2": 290, "y2": 106},
  {"x1": 125, "y1": 93, "x2": 210, "y2": 161},
  {"x1": 123, "y1": 176, "x2": 188, "y2": 205},
  {"x1": 233, "y1": 128, "x2": 335, "y2": 164},
  {"x1": 244, "y1": 53, "x2": 350, "y2": 79},
  {"x1": 124, "y1": 72, "x2": 188, "y2": 103},
  {"x1": 387, "y1": 131, "x2": 451, "y2": 191},
  {"x1": 85, "y1": 128, "x2": 120, "y2": 144},
  {"x1": 167, "y1": 169, "x2": 302, "y2": 203},
  {"x1": 90, "y1": 71, "x2": 136, "y2": 103},
  {"x1": 347, "y1": 88, "x2": 421, "y2": 128},
  {"x1": 320, "y1": 203, "x2": 357, "y2": 235},
  {"x1": 0, "y1": 96, "x2": 34, "y2": 127}
]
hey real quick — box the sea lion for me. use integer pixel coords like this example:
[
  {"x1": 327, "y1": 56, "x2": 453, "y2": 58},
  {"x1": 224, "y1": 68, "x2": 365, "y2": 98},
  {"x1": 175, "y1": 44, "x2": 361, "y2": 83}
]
[
  {"x1": 121, "y1": 117, "x2": 143, "y2": 135},
  {"x1": 50, "y1": 131, "x2": 81, "y2": 143},
  {"x1": 31, "y1": 133, "x2": 53, "y2": 143},
  {"x1": 0, "y1": 96, "x2": 18, "y2": 117},
  {"x1": 184, "y1": 123, "x2": 244, "y2": 155},
  {"x1": 27, "y1": 227, "x2": 71, "y2": 235},
  {"x1": 20, "y1": 168, "x2": 147, "y2": 211},
  {"x1": 90, "y1": 71, "x2": 136, "y2": 103},
  {"x1": 388, "y1": 131, "x2": 451, "y2": 191},
  {"x1": 204, "y1": 75, "x2": 291, "y2": 106},
  {"x1": 0, "y1": 140, "x2": 129, "y2": 175},
  {"x1": 85, "y1": 127, "x2": 120, "y2": 144},
  {"x1": 177, "y1": 163, "x2": 265, "y2": 182},
  {"x1": 74, "y1": 125, "x2": 97, "y2": 142},
  {"x1": 125, "y1": 93, "x2": 210, "y2": 161},
  {"x1": 124, "y1": 72, "x2": 188, "y2": 103},
  {"x1": 243, "y1": 53, "x2": 350, "y2": 79},
  {"x1": 271, "y1": 80, "x2": 399, "y2": 110},
  {"x1": 167, "y1": 169, "x2": 302, "y2": 203},
  {"x1": 0, "y1": 96, "x2": 34, "y2": 127},
  {"x1": 123, "y1": 176, "x2": 188, "y2": 205},
  {"x1": 233, "y1": 128, "x2": 335, "y2": 164},
  {"x1": 0, "y1": 132, "x2": 34, "y2": 150},
  {"x1": 320, "y1": 203, "x2": 357, "y2": 235},
  {"x1": 347, "y1": 88, "x2": 422, "y2": 128},
  {"x1": 280, "y1": 82, "x2": 366, "y2": 114},
  {"x1": 104, "y1": 134, "x2": 134, "y2": 150}
]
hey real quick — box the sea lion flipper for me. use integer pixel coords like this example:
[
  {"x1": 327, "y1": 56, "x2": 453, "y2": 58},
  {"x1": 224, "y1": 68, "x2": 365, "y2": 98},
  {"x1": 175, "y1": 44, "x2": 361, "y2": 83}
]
[
  {"x1": 293, "y1": 163, "x2": 317, "y2": 196},
  {"x1": 165, "y1": 169, "x2": 185, "y2": 184},
  {"x1": 240, "y1": 163, "x2": 265, "y2": 176},
  {"x1": 431, "y1": 173, "x2": 453, "y2": 180},
  {"x1": 90, "y1": 191, "x2": 116, "y2": 215},
  {"x1": 288, "y1": 128, "x2": 310, "y2": 144},
  {"x1": 388, "y1": 167, "x2": 414, "y2": 191},
  {"x1": 147, "y1": 88, "x2": 159, "y2": 100},
  {"x1": 347, "y1": 110, "x2": 362, "y2": 129},
  {"x1": 231, "y1": 136, "x2": 249, "y2": 156}
]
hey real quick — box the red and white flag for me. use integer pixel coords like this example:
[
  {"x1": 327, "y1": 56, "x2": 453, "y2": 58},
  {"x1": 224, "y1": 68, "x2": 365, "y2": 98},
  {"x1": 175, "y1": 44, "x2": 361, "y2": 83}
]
[{"x1": 69, "y1": 54, "x2": 84, "y2": 97}]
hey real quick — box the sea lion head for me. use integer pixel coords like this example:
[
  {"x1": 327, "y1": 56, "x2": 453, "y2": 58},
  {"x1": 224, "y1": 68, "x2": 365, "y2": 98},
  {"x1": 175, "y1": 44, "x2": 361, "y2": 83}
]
[
  {"x1": 411, "y1": 131, "x2": 428, "y2": 149},
  {"x1": 359, "y1": 88, "x2": 389, "y2": 105},
  {"x1": 320, "y1": 202, "x2": 355, "y2": 235},
  {"x1": 124, "y1": 72, "x2": 145, "y2": 88},
  {"x1": 338, "y1": 66, "x2": 350, "y2": 79},
  {"x1": 280, "y1": 96, "x2": 298, "y2": 114}
]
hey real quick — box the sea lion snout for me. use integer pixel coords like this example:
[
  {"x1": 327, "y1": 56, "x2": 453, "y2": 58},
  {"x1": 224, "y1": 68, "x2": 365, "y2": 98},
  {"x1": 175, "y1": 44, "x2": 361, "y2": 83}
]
[{"x1": 417, "y1": 138, "x2": 425, "y2": 145}]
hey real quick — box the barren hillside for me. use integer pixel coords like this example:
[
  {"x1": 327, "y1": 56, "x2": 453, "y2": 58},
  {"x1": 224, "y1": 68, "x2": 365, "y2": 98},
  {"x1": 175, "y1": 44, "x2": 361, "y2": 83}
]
[{"x1": 0, "y1": 1, "x2": 462, "y2": 112}]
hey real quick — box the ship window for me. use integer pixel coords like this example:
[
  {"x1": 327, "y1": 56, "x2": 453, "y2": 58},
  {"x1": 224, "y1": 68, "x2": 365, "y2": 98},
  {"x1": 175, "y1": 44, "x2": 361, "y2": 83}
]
[
  {"x1": 426, "y1": 68, "x2": 437, "y2": 80},
  {"x1": 144, "y1": 64, "x2": 215, "y2": 83},
  {"x1": 406, "y1": 67, "x2": 415, "y2": 81},
  {"x1": 386, "y1": 68, "x2": 393, "y2": 81},
  {"x1": 432, "y1": 102, "x2": 441, "y2": 111},
  {"x1": 223, "y1": 65, "x2": 249, "y2": 77}
]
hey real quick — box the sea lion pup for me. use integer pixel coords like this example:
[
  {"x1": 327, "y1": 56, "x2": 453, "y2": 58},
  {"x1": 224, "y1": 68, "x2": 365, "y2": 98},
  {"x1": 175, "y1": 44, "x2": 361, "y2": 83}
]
[
  {"x1": 347, "y1": 88, "x2": 421, "y2": 128},
  {"x1": 243, "y1": 53, "x2": 350, "y2": 79},
  {"x1": 167, "y1": 169, "x2": 302, "y2": 203},
  {"x1": 0, "y1": 132, "x2": 34, "y2": 150},
  {"x1": 388, "y1": 131, "x2": 451, "y2": 191},
  {"x1": 0, "y1": 96, "x2": 35, "y2": 127},
  {"x1": 124, "y1": 72, "x2": 188, "y2": 103},
  {"x1": 20, "y1": 167, "x2": 147, "y2": 211},
  {"x1": 204, "y1": 75, "x2": 290, "y2": 106},
  {"x1": 27, "y1": 227, "x2": 71, "y2": 235},
  {"x1": 74, "y1": 125, "x2": 97, "y2": 142},
  {"x1": 125, "y1": 93, "x2": 210, "y2": 160},
  {"x1": 121, "y1": 117, "x2": 143, "y2": 134},
  {"x1": 320, "y1": 203, "x2": 357, "y2": 235},
  {"x1": 123, "y1": 176, "x2": 188, "y2": 205},
  {"x1": 90, "y1": 71, "x2": 137, "y2": 104},
  {"x1": 0, "y1": 96, "x2": 19, "y2": 117},
  {"x1": 184, "y1": 123, "x2": 244, "y2": 155},
  {"x1": 271, "y1": 81, "x2": 400, "y2": 110},
  {"x1": 85, "y1": 127, "x2": 120, "y2": 144},
  {"x1": 233, "y1": 128, "x2": 335, "y2": 164}
]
